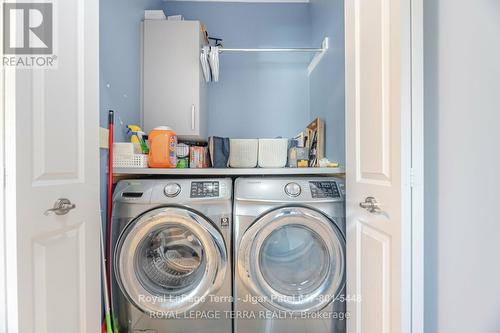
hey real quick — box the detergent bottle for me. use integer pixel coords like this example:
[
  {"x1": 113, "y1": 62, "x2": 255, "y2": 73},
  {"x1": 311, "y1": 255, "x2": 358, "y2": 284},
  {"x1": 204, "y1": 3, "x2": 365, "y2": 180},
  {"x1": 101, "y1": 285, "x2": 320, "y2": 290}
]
[{"x1": 148, "y1": 127, "x2": 178, "y2": 168}]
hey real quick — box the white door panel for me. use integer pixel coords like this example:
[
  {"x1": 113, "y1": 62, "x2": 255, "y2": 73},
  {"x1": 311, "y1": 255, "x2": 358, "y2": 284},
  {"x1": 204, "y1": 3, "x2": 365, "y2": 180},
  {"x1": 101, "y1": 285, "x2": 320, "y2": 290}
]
[
  {"x1": 346, "y1": 0, "x2": 409, "y2": 331},
  {"x1": 5, "y1": 0, "x2": 100, "y2": 331}
]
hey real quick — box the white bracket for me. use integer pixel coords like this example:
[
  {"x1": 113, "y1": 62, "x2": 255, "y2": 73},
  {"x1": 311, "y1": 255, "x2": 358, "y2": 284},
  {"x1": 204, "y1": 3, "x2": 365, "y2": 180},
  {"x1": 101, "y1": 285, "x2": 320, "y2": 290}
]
[{"x1": 308, "y1": 37, "x2": 329, "y2": 76}]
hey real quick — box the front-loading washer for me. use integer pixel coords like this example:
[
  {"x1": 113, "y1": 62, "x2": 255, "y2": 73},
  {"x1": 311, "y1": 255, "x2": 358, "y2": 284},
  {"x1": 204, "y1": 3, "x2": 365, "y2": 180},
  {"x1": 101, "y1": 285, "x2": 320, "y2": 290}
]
[
  {"x1": 111, "y1": 179, "x2": 232, "y2": 333},
  {"x1": 233, "y1": 177, "x2": 346, "y2": 333}
]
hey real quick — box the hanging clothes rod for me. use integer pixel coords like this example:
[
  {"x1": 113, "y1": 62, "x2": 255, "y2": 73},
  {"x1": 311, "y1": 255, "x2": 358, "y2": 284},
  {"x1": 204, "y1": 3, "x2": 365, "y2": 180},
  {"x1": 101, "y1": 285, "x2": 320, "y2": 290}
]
[
  {"x1": 219, "y1": 47, "x2": 324, "y2": 53},
  {"x1": 200, "y1": 38, "x2": 330, "y2": 82},
  {"x1": 217, "y1": 37, "x2": 329, "y2": 54}
]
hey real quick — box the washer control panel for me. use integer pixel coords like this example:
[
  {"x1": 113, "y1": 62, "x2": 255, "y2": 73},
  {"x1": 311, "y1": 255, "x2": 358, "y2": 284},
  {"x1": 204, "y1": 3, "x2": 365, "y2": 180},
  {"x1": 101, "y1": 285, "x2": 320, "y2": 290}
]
[
  {"x1": 190, "y1": 181, "x2": 221, "y2": 198},
  {"x1": 309, "y1": 181, "x2": 341, "y2": 199}
]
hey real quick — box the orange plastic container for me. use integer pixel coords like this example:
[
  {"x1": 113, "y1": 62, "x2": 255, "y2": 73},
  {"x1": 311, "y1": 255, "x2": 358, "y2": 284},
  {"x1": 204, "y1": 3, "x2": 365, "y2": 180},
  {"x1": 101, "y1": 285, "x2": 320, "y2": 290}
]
[{"x1": 148, "y1": 126, "x2": 178, "y2": 168}]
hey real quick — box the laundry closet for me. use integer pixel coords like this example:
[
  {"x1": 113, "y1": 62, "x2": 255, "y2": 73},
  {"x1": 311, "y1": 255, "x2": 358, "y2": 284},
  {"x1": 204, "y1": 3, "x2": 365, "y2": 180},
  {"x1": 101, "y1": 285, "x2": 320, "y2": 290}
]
[
  {"x1": 99, "y1": 0, "x2": 407, "y2": 332},
  {"x1": 101, "y1": 1, "x2": 347, "y2": 332}
]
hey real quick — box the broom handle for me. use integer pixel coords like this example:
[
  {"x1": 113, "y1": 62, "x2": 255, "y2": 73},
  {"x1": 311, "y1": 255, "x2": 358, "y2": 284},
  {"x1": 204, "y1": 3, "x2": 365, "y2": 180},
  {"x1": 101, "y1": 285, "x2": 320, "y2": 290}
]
[
  {"x1": 106, "y1": 111, "x2": 114, "y2": 307},
  {"x1": 105, "y1": 110, "x2": 114, "y2": 333}
]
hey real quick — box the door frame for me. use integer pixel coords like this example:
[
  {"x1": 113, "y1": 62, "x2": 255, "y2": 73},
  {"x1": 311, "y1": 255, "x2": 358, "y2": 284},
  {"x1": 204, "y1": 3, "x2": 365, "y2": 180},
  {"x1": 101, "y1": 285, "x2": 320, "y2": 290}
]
[
  {"x1": 409, "y1": 0, "x2": 424, "y2": 332},
  {"x1": 0, "y1": 1, "x2": 16, "y2": 329},
  {"x1": 386, "y1": 0, "x2": 424, "y2": 331},
  {"x1": 0, "y1": 0, "x2": 6, "y2": 328},
  {"x1": 399, "y1": 0, "x2": 425, "y2": 332},
  {"x1": 1, "y1": 41, "x2": 19, "y2": 333}
]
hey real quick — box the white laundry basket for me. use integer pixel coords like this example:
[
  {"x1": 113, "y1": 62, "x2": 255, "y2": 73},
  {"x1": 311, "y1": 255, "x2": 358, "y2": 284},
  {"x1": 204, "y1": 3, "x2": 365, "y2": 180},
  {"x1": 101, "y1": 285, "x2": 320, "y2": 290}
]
[
  {"x1": 229, "y1": 139, "x2": 258, "y2": 168},
  {"x1": 258, "y1": 139, "x2": 289, "y2": 168}
]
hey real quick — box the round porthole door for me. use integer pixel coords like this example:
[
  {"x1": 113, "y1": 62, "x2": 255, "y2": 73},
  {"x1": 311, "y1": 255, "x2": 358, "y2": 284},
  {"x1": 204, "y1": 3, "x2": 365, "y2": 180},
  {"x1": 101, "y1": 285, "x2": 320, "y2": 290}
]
[
  {"x1": 238, "y1": 206, "x2": 345, "y2": 313},
  {"x1": 115, "y1": 207, "x2": 227, "y2": 315}
]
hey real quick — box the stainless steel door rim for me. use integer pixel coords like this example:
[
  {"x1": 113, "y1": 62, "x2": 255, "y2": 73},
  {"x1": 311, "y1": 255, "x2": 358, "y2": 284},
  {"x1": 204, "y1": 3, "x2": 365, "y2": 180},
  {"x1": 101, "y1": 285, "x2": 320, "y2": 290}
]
[
  {"x1": 238, "y1": 206, "x2": 345, "y2": 314},
  {"x1": 115, "y1": 207, "x2": 227, "y2": 315}
]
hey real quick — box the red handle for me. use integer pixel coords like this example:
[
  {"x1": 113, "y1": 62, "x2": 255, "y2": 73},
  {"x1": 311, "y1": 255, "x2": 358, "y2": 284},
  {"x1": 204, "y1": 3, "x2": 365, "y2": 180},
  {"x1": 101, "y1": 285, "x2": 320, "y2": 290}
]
[{"x1": 106, "y1": 111, "x2": 114, "y2": 304}]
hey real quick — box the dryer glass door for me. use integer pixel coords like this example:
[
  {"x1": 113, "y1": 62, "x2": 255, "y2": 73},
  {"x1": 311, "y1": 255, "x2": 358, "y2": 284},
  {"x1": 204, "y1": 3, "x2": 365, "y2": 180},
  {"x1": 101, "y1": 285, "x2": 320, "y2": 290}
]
[
  {"x1": 238, "y1": 206, "x2": 345, "y2": 313},
  {"x1": 115, "y1": 207, "x2": 227, "y2": 315}
]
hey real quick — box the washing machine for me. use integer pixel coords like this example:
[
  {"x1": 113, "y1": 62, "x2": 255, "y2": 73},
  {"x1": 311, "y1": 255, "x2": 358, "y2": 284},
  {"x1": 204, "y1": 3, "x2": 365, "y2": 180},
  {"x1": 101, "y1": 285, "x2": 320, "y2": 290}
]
[
  {"x1": 233, "y1": 177, "x2": 346, "y2": 333},
  {"x1": 111, "y1": 179, "x2": 232, "y2": 333}
]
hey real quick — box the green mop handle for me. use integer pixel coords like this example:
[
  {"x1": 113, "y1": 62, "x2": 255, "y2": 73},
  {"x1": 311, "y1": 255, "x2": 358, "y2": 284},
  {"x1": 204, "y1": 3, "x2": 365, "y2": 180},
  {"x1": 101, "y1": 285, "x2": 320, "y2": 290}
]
[
  {"x1": 105, "y1": 314, "x2": 113, "y2": 333},
  {"x1": 100, "y1": 220, "x2": 114, "y2": 333}
]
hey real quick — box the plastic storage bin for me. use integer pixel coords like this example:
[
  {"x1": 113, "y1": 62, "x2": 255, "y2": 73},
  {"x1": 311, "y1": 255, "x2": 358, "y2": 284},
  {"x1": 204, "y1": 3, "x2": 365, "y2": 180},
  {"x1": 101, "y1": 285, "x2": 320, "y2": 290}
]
[
  {"x1": 113, "y1": 154, "x2": 149, "y2": 168},
  {"x1": 229, "y1": 139, "x2": 258, "y2": 168},
  {"x1": 258, "y1": 138, "x2": 289, "y2": 168},
  {"x1": 112, "y1": 143, "x2": 148, "y2": 168}
]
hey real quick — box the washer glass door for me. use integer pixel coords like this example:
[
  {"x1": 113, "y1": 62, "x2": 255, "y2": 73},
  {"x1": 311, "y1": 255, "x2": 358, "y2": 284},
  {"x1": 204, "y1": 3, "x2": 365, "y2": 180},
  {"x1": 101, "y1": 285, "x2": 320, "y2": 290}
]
[
  {"x1": 238, "y1": 206, "x2": 345, "y2": 313},
  {"x1": 115, "y1": 207, "x2": 227, "y2": 315}
]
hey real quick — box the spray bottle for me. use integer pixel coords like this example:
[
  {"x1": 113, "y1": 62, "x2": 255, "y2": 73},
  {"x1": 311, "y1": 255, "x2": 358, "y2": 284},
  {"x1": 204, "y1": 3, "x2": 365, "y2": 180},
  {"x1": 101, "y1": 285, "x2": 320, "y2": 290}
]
[{"x1": 126, "y1": 125, "x2": 149, "y2": 154}]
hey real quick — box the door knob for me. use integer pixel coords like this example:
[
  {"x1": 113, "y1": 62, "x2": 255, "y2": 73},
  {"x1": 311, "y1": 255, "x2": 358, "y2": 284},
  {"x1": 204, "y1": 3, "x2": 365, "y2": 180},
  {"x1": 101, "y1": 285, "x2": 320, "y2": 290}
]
[
  {"x1": 359, "y1": 197, "x2": 380, "y2": 213},
  {"x1": 44, "y1": 198, "x2": 76, "y2": 216}
]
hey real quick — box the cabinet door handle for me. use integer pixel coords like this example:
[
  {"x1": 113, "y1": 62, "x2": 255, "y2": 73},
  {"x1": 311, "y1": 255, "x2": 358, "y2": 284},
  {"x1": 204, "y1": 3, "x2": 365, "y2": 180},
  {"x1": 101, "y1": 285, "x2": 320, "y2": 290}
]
[{"x1": 191, "y1": 105, "x2": 196, "y2": 131}]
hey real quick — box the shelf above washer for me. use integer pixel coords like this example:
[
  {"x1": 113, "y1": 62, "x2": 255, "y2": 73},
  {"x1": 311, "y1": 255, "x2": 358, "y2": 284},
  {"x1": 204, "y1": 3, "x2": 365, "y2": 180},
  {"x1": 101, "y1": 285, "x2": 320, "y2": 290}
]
[
  {"x1": 113, "y1": 167, "x2": 345, "y2": 177},
  {"x1": 164, "y1": 0, "x2": 310, "y2": 3}
]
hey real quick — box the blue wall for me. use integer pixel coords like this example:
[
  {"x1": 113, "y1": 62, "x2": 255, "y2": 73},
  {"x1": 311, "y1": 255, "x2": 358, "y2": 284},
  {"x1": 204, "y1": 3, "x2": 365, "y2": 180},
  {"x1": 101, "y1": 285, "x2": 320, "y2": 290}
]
[
  {"x1": 309, "y1": 0, "x2": 345, "y2": 164},
  {"x1": 100, "y1": 0, "x2": 164, "y2": 223},
  {"x1": 163, "y1": 1, "x2": 312, "y2": 139},
  {"x1": 161, "y1": 1, "x2": 345, "y2": 159},
  {"x1": 100, "y1": 0, "x2": 165, "y2": 138}
]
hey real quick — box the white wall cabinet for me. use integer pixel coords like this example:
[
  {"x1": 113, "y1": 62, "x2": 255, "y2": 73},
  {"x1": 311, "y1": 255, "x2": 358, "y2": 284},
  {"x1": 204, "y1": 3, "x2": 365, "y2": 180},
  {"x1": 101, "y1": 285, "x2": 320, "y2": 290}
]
[{"x1": 142, "y1": 20, "x2": 208, "y2": 140}]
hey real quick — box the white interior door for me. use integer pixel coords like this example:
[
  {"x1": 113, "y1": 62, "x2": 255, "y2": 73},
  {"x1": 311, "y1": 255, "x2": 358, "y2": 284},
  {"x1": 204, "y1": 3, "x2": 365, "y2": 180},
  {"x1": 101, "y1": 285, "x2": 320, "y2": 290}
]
[
  {"x1": 345, "y1": 0, "x2": 411, "y2": 332},
  {"x1": 3, "y1": 0, "x2": 101, "y2": 332}
]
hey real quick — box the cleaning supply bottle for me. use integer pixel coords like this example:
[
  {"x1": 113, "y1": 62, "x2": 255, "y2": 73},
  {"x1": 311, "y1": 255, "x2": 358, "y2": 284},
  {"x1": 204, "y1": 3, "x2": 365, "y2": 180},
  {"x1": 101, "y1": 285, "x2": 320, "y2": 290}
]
[
  {"x1": 126, "y1": 125, "x2": 149, "y2": 154},
  {"x1": 126, "y1": 125, "x2": 142, "y2": 143},
  {"x1": 148, "y1": 126, "x2": 177, "y2": 168},
  {"x1": 135, "y1": 131, "x2": 149, "y2": 154}
]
